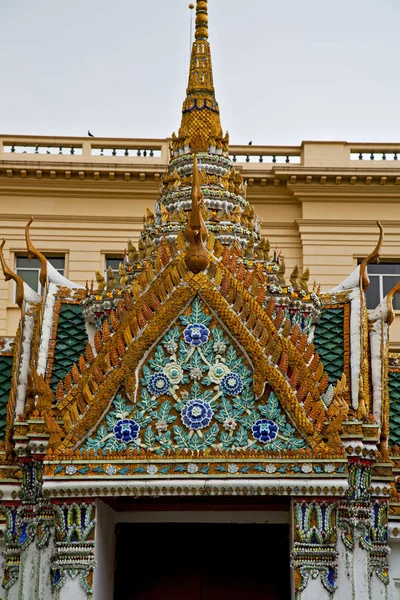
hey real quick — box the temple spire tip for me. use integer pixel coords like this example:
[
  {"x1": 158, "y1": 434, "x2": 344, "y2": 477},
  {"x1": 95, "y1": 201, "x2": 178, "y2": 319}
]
[{"x1": 195, "y1": 0, "x2": 209, "y2": 40}]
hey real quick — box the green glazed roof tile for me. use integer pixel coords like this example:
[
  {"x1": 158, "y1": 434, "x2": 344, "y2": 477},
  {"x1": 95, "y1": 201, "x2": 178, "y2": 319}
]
[
  {"x1": 0, "y1": 355, "x2": 13, "y2": 440},
  {"x1": 389, "y1": 370, "x2": 400, "y2": 447},
  {"x1": 314, "y1": 308, "x2": 345, "y2": 386},
  {"x1": 50, "y1": 304, "x2": 88, "y2": 390}
]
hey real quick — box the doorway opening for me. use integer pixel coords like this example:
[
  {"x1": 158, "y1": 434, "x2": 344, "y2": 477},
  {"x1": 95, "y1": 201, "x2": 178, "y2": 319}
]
[{"x1": 114, "y1": 522, "x2": 291, "y2": 600}]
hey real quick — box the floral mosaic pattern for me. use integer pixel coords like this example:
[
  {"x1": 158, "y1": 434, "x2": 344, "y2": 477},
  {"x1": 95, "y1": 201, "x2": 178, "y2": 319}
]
[
  {"x1": 83, "y1": 297, "x2": 308, "y2": 454},
  {"x1": 114, "y1": 419, "x2": 140, "y2": 443},
  {"x1": 252, "y1": 419, "x2": 279, "y2": 443}
]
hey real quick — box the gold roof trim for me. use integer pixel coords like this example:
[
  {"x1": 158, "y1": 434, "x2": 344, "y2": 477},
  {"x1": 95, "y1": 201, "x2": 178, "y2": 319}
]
[
  {"x1": 0, "y1": 239, "x2": 24, "y2": 308},
  {"x1": 360, "y1": 220, "x2": 384, "y2": 291},
  {"x1": 25, "y1": 217, "x2": 47, "y2": 288}
]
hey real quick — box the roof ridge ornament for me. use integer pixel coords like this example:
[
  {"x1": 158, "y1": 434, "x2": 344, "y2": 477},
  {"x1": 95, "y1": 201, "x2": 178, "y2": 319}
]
[
  {"x1": 360, "y1": 220, "x2": 384, "y2": 291},
  {"x1": 0, "y1": 239, "x2": 25, "y2": 308},
  {"x1": 25, "y1": 217, "x2": 48, "y2": 288},
  {"x1": 386, "y1": 280, "x2": 400, "y2": 325},
  {"x1": 184, "y1": 154, "x2": 209, "y2": 273}
]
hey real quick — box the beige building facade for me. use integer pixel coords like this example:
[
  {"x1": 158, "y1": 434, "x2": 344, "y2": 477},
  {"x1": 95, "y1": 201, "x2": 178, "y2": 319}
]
[{"x1": 1, "y1": 136, "x2": 400, "y2": 341}]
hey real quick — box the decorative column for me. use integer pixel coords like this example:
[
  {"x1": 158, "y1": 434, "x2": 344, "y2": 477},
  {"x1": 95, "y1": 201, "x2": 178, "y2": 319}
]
[
  {"x1": 51, "y1": 501, "x2": 96, "y2": 600},
  {"x1": 370, "y1": 500, "x2": 390, "y2": 597},
  {"x1": 336, "y1": 458, "x2": 390, "y2": 600},
  {"x1": 2, "y1": 504, "x2": 21, "y2": 600},
  {"x1": 1, "y1": 461, "x2": 55, "y2": 600},
  {"x1": 291, "y1": 498, "x2": 338, "y2": 599}
]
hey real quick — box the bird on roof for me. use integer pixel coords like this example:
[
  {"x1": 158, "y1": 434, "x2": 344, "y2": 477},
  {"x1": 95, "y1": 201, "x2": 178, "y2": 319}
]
[
  {"x1": 88, "y1": 130, "x2": 94, "y2": 137},
  {"x1": 248, "y1": 141, "x2": 252, "y2": 145}
]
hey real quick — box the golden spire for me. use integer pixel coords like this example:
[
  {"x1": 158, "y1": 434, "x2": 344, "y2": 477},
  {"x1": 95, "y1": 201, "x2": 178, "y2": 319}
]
[
  {"x1": 0, "y1": 240, "x2": 24, "y2": 308},
  {"x1": 184, "y1": 155, "x2": 209, "y2": 273},
  {"x1": 195, "y1": 0, "x2": 209, "y2": 40},
  {"x1": 25, "y1": 217, "x2": 47, "y2": 288},
  {"x1": 174, "y1": 0, "x2": 225, "y2": 154}
]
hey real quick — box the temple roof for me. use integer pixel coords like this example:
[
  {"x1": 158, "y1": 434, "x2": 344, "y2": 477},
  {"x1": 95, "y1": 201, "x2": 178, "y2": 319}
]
[{"x1": 0, "y1": 1, "x2": 399, "y2": 500}]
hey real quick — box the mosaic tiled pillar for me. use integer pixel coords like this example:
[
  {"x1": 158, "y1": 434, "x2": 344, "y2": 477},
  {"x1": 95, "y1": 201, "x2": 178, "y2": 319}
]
[
  {"x1": 1, "y1": 462, "x2": 55, "y2": 600},
  {"x1": 2, "y1": 505, "x2": 21, "y2": 600},
  {"x1": 336, "y1": 460, "x2": 389, "y2": 600},
  {"x1": 291, "y1": 498, "x2": 338, "y2": 599},
  {"x1": 51, "y1": 501, "x2": 96, "y2": 600}
]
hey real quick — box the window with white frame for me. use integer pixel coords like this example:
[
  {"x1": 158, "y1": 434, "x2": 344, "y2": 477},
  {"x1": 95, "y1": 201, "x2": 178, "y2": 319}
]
[
  {"x1": 364, "y1": 262, "x2": 400, "y2": 310},
  {"x1": 105, "y1": 257, "x2": 121, "y2": 285},
  {"x1": 16, "y1": 256, "x2": 65, "y2": 296}
]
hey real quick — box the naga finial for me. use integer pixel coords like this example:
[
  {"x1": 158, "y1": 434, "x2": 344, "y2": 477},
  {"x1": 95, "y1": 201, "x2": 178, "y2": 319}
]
[
  {"x1": 25, "y1": 217, "x2": 47, "y2": 288},
  {"x1": 360, "y1": 221, "x2": 384, "y2": 291},
  {"x1": 184, "y1": 155, "x2": 209, "y2": 274},
  {"x1": 0, "y1": 239, "x2": 24, "y2": 308},
  {"x1": 195, "y1": 0, "x2": 208, "y2": 40},
  {"x1": 386, "y1": 280, "x2": 400, "y2": 325}
]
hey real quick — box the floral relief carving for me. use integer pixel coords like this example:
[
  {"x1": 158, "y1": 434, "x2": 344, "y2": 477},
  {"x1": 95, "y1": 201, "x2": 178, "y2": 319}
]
[{"x1": 83, "y1": 297, "x2": 308, "y2": 455}]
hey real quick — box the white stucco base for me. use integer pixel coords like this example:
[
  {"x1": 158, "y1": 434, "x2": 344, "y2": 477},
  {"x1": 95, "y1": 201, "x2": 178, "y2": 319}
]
[{"x1": 388, "y1": 539, "x2": 400, "y2": 600}]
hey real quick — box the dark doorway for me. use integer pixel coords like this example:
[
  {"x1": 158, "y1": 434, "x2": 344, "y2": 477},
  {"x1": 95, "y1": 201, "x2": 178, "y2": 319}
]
[{"x1": 114, "y1": 523, "x2": 291, "y2": 600}]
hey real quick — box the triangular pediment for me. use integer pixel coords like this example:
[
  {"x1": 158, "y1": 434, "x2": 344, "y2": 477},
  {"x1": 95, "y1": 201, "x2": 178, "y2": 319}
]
[{"x1": 79, "y1": 296, "x2": 309, "y2": 456}]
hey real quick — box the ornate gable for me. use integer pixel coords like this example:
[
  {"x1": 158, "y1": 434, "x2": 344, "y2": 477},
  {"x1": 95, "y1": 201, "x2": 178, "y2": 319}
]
[{"x1": 82, "y1": 296, "x2": 309, "y2": 456}]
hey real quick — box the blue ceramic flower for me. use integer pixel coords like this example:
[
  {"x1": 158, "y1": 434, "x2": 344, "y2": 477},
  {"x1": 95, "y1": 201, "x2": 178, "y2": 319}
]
[
  {"x1": 252, "y1": 419, "x2": 279, "y2": 443},
  {"x1": 114, "y1": 419, "x2": 140, "y2": 443},
  {"x1": 183, "y1": 323, "x2": 210, "y2": 347},
  {"x1": 220, "y1": 372, "x2": 243, "y2": 396},
  {"x1": 181, "y1": 399, "x2": 213, "y2": 430},
  {"x1": 148, "y1": 372, "x2": 170, "y2": 396}
]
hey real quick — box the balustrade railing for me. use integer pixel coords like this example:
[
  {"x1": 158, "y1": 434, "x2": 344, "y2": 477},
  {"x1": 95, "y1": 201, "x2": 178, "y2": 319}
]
[
  {"x1": 349, "y1": 144, "x2": 400, "y2": 162},
  {"x1": 4, "y1": 143, "x2": 83, "y2": 155},
  {"x1": 229, "y1": 145, "x2": 301, "y2": 165},
  {"x1": 2, "y1": 137, "x2": 400, "y2": 170},
  {"x1": 0, "y1": 136, "x2": 167, "y2": 162},
  {"x1": 90, "y1": 146, "x2": 161, "y2": 158}
]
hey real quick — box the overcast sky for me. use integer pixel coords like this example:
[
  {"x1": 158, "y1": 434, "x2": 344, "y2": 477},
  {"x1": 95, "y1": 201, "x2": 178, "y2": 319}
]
[{"x1": 1, "y1": 0, "x2": 400, "y2": 145}]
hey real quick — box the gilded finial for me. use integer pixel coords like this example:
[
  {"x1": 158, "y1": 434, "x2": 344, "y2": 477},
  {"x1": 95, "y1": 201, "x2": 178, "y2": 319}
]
[
  {"x1": 174, "y1": 0, "x2": 222, "y2": 154},
  {"x1": 0, "y1": 240, "x2": 25, "y2": 308},
  {"x1": 184, "y1": 155, "x2": 209, "y2": 273},
  {"x1": 25, "y1": 217, "x2": 47, "y2": 288},
  {"x1": 195, "y1": 0, "x2": 208, "y2": 40},
  {"x1": 360, "y1": 221, "x2": 384, "y2": 291}
]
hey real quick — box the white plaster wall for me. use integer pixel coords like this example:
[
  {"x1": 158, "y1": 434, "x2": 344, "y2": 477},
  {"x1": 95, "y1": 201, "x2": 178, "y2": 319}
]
[
  {"x1": 298, "y1": 576, "x2": 328, "y2": 600},
  {"x1": 18, "y1": 543, "x2": 37, "y2": 600},
  {"x1": 388, "y1": 541, "x2": 400, "y2": 600},
  {"x1": 336, "y1": 537, "x2": 353, "y2": 600},
  {"x1": 58, "y1": 577, "x2": 86, "y2": 600},
  {"x1": 38, "y1": 536, "x2": 56, "y2": 600},
  {"x1": 371, "y1": 573, "x2": 389, "y2": 600},
  {"x1": 93, "y1": 501, "x2": 116, "y2": 600}
]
